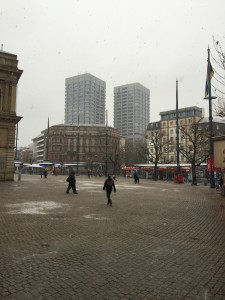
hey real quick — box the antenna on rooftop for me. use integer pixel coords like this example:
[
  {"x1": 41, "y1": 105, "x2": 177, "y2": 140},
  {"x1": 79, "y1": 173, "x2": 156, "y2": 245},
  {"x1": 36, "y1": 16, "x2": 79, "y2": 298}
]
[{"x1": 1, "y1": 44, "x2": 3, "y2": 51}]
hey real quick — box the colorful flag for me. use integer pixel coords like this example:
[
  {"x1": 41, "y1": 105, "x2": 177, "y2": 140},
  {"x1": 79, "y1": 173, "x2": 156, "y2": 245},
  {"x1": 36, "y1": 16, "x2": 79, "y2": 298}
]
[{"x1": 205, "y1": 62, "x2": 214, "y2": 97}]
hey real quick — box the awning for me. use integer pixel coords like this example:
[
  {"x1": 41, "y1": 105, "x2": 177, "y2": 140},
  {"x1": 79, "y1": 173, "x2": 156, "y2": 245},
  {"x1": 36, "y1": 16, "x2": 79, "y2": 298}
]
[{"x1": 122, "y1": 166, "x2": 140, "y2": 171}]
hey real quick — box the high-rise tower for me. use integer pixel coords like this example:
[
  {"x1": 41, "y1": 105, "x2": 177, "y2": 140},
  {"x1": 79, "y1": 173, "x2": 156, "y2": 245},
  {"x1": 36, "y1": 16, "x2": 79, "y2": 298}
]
[
  {"x1": 65, "y1": 73, "x2": 106, "y2": 125},
  {"x1": 114, "y1": 83, "x2": 150, "y2": 140}
]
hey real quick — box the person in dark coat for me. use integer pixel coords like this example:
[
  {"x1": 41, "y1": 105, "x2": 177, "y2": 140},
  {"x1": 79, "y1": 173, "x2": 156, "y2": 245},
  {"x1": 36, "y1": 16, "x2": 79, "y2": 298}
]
[
  {"x1": 66, "y1": 171, "x2": 78, "y2": 194},
  {"x1": 133, "y1": 171, "x2": 139, "y2": 184},
  {"x1": 103, "y1": 175, "x2": 116, "y2": 206},
  {"x1": 219, "y1": 175, "x2": 224, "y2": 188},
  {"x1": 43, "y1": 169, "x2": 48, "y2": 178}
]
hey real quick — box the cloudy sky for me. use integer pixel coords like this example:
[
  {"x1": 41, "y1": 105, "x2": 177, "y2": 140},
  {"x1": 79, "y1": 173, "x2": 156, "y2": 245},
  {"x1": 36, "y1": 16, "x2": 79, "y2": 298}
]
[{"x1": 1, "y1": 0, "x2": 225, "y2": 147}]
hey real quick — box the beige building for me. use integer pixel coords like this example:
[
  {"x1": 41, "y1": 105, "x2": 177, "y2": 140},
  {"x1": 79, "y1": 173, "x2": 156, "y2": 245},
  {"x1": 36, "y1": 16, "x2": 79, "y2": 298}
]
[
  {"x1": 0, "y1": 49, "x2": 23, "y2": 181},
  {"x1": 146, "y1": 106, "x2": 204, "y2": 163}
]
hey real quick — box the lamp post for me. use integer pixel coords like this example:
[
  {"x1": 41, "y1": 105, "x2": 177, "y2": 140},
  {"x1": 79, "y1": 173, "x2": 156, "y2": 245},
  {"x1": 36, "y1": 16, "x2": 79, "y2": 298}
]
[
  {"x1": 105, "y1": 110, "x2": 108, "y2": 177},
  {"x1": 176, "y1": 79, "x2": 181, "y2": 174}
]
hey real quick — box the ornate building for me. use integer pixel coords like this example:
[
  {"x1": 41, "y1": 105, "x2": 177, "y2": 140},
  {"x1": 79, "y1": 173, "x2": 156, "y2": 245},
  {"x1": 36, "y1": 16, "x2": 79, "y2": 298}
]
[
  {"x1": 0, "y1": 48, "x2": 23, "y2": 181},
  {"x1": 32, "y1": 124, "x2": 122, "y2": 175},
  {"x1": 146, "y1": 106, "x2": 225, "y2": 164},
  {"x1": 146, "y1": 106, "x2": 204, "y2": 163}
]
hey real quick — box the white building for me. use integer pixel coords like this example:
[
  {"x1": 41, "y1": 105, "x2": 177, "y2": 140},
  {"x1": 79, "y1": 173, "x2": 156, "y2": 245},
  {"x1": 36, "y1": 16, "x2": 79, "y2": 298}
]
[
  {"x1": 114, "y1": 83, "x2": 150, "y2": 140},
  {"x1": 32, "y1": 130, "x2": 47, "y2": 163},
  {"x1": 65, "y1": 73, "x2": 106, "y2": 125}
]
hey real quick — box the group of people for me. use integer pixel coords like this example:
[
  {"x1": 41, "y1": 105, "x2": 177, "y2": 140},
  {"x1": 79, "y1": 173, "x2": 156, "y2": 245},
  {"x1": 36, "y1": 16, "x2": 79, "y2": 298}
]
[
  {"x1": 66, "y1": 171, "x2": 116, "y2": 206},
  {"x1": 40, "y1": 169, "x2": 48, "y2": 178}
]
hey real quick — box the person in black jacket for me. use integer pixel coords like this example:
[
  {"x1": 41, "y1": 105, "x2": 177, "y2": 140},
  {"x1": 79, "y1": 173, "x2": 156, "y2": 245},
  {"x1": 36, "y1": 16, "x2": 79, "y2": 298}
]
[
  {"x1": 103, "y1": 175, "x2": 116, "y2": 206},
  {"x1": 66, "y1": 171, "x2": 78, "y2": 194}
]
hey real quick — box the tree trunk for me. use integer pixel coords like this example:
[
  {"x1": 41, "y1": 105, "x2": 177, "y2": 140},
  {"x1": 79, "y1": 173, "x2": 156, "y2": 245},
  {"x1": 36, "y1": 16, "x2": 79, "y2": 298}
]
[
  {"x1": 153, "y1": 165, "x2": 158, "y2": 181},
  {"x1": 192, "y1": 164, "x2": 197, "y2": 185}
]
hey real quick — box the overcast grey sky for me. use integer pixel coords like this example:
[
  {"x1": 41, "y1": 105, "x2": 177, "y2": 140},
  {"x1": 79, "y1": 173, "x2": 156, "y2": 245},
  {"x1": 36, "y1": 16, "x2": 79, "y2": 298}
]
[{"x1": 1, "y1": 0, "x2": 225, "y2": 147}]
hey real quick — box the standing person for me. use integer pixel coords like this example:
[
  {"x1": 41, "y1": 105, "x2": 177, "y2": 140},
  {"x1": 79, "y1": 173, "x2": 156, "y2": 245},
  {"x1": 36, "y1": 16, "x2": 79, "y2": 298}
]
[
  {"x1": 66, "y1": 171, "x2": 78, "y2": 194},
  {"x1": 219, "y1": 175, "x2": 224, "y2": 188},
  {"x1": 103, "y1": 175, "x2": 116, "y2": 206},
  {"x1": 44, "y1": 169, "x2": 48, "y2": 178},
  {"x1": 133, "y1": 171, "x2": 139, "y2": 184}
]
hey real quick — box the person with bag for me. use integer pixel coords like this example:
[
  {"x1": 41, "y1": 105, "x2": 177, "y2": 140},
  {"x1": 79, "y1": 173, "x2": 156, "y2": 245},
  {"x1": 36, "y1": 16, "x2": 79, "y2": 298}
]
[
  {"x1": 66, "y1": 171, "x2": 78, "y2": 194},
  {"x1": 103, "y1": 175, "x2": 116, "y2": 206}
]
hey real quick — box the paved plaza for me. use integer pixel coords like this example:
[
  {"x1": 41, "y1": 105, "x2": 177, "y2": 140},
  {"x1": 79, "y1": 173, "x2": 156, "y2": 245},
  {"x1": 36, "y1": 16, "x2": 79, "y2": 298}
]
[{"x1": 0, "y1": 174, "x2": 225, "y2": 300}]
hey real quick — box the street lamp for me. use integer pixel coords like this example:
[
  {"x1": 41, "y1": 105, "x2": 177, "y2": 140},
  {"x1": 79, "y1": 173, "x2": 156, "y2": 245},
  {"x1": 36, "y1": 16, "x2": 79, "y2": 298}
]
[
  {"x1": 176, "y1": 79, "x2": 181, "y2": 174},
  {"x1": 204, "y1": 47, "x2": 217, "y2": 188}
]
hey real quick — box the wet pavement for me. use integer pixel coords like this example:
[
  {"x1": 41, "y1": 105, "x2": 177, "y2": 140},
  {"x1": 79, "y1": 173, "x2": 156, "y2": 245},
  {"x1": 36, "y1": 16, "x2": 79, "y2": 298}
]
[{"x1": 0, "y1": 174, "x2": 225, "y2": 300}]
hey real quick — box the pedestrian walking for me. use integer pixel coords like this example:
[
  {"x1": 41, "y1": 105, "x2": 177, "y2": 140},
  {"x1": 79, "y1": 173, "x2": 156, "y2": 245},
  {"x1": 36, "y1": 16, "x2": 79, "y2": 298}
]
[
  {"x1": 103, "y1": 175, "x2": 116, "y2": 206},
  {"x1": 66, "y1": 171, "x2": 78, "y2": 194}
]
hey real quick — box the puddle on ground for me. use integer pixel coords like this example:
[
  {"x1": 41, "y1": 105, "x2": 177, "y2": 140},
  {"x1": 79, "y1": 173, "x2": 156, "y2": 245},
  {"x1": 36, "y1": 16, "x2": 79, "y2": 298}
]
[
  {"x1": 83, "y1": 214, "x2": 109, "y2": 221},
  {"x1": 6, "y1": 201, "x2": 70, "y2": 215}
]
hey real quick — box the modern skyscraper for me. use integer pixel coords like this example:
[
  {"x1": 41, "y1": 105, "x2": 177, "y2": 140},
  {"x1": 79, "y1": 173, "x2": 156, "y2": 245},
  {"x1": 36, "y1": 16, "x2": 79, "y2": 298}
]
[
  {"x1": 114, "y1": 83, "x2": 150, "y2": 140},
  {"x1": 65, "y1": 73, "x2": 106, "y2": 125}
]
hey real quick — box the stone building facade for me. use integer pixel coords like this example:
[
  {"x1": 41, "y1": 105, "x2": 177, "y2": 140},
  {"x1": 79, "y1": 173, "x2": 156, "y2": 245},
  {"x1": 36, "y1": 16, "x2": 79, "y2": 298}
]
[
  {"x1": 0, "y1": 49, "x2": 23, "y2": 181},
  {"x1": 146, "y1": 106, "x2": 225, "y2": 164},
  {"x1": 32, "y1": 124, "x2": 122, "y2": 175},
  {"x1": 146, "y1": 106, "x2": 204, "y2": 163}
]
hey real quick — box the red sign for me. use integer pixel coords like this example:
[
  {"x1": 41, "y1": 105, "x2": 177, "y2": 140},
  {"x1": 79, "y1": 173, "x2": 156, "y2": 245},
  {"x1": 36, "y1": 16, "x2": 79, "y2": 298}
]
[{"x1": 206, "y1": 158, "x2": 214, "y2": 171}]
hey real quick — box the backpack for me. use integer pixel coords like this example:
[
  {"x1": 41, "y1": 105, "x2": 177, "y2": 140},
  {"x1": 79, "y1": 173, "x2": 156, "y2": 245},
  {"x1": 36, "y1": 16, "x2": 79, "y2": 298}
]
[{"x1": 106, "y1": 179, "x2": 113, "y2": 187}]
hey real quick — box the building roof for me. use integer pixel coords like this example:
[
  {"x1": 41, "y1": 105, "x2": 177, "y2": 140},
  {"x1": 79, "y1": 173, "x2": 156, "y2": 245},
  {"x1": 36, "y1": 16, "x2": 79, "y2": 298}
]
[
  {"x1": 159, "y1": 106, "x2": 202, "y2": 115},
  {"x1": 0, "y1": 49, "x2": 17, "y2": 58}
]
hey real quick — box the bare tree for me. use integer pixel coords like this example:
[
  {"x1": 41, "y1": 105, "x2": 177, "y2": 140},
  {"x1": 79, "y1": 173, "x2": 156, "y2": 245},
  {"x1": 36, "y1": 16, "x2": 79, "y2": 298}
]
[
  {"x1": 108, "y1": 142, "x2": 124, "y2": 175},
  {"x1": 211, "y1": 37, "x2": 225, "y2": 117},
  {"x1": 179, "y1": 121, "x2": 209, "y2": 185},
  {"x1": 123, "y1": 138, "x2": 148, "y2": 166},
  {"x1": 146, "y1": 132, "x2": 169, "y2": 180}
]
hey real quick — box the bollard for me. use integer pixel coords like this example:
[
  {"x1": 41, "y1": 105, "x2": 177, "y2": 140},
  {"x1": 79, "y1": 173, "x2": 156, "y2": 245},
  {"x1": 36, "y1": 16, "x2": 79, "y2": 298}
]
[{"x1": 18, "y1": 172, "x2": 21, "y2": 181}]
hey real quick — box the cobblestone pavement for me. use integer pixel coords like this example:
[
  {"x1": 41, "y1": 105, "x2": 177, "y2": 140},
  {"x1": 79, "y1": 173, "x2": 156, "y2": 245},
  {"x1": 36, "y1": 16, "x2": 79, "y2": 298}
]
[{"x1": 0, "y1": 174, "x2": 225, "y2": 300}]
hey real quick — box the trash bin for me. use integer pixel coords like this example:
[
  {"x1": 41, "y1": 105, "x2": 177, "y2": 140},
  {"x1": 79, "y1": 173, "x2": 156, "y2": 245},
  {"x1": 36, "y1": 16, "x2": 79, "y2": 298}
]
[
  {"x1": 174, "y1": 174, "x2": 183, "y2": 183},
  {"x1": 174, "y1": 175, "x2": 177, "y2": 183}
]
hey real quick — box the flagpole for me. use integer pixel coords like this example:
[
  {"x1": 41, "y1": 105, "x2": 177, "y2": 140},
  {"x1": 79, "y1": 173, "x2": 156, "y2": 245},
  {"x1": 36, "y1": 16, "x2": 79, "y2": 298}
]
[{"x1": 207, "y1": 47, "x2": 215, "y2": 188}]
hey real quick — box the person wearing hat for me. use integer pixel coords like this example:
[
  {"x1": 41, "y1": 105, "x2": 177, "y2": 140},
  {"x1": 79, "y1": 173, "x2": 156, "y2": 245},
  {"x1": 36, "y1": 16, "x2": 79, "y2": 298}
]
[{"x1": 103, "y1": 175, "x2": 116, "y2": 206}]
